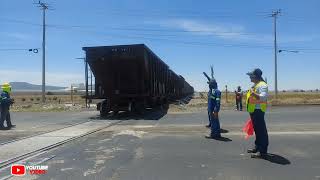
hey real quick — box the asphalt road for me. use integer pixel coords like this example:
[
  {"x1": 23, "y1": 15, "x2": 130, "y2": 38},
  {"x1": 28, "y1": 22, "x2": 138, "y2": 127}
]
[
  {"x1": 1, "y1": 106, "x2": 320, "y2": 180},
  {"x1": 0, "y1": 111, "x2": 98, "y2": 144}
]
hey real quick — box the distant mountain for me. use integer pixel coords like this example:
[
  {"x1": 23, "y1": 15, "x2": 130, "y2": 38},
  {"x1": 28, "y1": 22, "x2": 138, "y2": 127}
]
[{"x1": 9, "y1": 82, "x2": 66, "y2": 91}]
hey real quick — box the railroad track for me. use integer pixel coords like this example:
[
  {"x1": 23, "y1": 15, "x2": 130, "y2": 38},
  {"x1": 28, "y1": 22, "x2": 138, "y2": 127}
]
[
  {"x1": 0, "y1": 119, "x2": 124, "y2": 170},
  {"x1": 0, "y1": 119, "x2": 93, "y2": 146}
]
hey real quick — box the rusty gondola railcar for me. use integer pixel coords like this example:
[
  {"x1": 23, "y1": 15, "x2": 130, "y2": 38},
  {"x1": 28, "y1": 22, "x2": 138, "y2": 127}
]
[{"x1": 82, "y1": 44, "x2": 194, "y2": 115}]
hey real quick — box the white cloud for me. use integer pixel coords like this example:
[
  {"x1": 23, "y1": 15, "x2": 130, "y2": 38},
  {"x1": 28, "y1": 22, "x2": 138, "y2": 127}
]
[
  {"x1": 161, "y1": 19, "x2": 246, "y2": 40},
  {"x1": 0, "y1": 70, "x2": 84, "y2": 87},
  {"x1": 151, "y1": 19, "x2": 318, "y2": 44},
  {"x1": 4, "y1": 32, "x2": 32, "y2": 41}
]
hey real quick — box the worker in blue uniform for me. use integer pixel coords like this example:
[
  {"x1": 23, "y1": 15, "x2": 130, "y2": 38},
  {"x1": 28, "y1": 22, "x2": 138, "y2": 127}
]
[
  {"x1": 205, "y1": 79, "x2": 222, "y2": 138},
  {"x1": 203, "y1": 67, "x2": 222, "y2": 139},
  {"x1": 0, "y1": 83, "x2": 15, "y2": 129}
]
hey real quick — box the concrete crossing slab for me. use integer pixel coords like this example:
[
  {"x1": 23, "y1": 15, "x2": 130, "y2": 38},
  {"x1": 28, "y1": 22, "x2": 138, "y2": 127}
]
[{"x1": 0, "y1": 120, "x2": 119, "y2": 166}]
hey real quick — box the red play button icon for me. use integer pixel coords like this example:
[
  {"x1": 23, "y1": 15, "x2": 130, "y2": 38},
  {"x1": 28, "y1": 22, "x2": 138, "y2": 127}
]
[{"x1": 11, "y1": 165, "x2": 26, "y2": 176}]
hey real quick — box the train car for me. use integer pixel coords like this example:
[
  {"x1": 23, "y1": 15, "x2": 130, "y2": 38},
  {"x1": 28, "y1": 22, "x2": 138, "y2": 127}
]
[{"x1": 82, "y1": 44, "x2": 194, "y2": 115}]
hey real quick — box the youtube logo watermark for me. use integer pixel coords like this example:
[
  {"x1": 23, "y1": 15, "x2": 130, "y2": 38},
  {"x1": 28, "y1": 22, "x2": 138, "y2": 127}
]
[
  {"x1": 11, "y1": 165, "x2": 26, "y2": 176},
  {"x1": 11, "y1": 164, "x2": 48, "y2": 176}
]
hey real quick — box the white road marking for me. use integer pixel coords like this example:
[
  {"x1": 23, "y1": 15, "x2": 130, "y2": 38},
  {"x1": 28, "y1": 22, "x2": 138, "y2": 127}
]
[{"x1": 227, "y1": 131, "x2": 320, "y2": 136}]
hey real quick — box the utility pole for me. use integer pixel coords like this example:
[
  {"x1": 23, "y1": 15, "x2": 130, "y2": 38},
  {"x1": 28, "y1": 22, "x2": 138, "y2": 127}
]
[
  {"x1": 90, "y1": 70, "x2": 93, "y2": 98},
  {"x1": 87, "y1": 68, "x2": 93, "y2": 108},
  {"x1": 35, "y1": 1, "x2": 50, "y2": 103},
  {"x1": 71, "y1": 85, "x2": 74, "y2": 106},
  {"x1": 85, "y1": 60, "x2": 89, "y2": 108},
  {"x1": 272, "y1": 9, "x2": 281, "y2": 99},
  {"x1": 225, "y1": 85, "x2": 228, "y2": 103},
  {"x1": 76, "y1": 57, "x2": 88, "y2": 108}
]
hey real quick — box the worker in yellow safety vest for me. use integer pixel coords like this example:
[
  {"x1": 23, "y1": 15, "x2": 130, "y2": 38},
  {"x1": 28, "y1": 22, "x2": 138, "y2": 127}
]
[
  {"x1": 246, "y1": 68, "x2": 269, "y2": 158},
  {"x1": 0, "y1": 83, "x2": 15, "y2": 129}
]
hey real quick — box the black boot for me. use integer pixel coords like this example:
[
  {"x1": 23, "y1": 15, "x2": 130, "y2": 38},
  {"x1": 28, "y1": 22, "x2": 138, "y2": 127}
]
[
  {"x1": 205, "y1": 134, "x2": 222, "y2": 139},
  {"x1": 247, "y1": 148, "x2": 258, "y2": 153},
  {"x1": 8, "y1": 125, "x2": 16, "y2": 129},
  {"x1": 251, "y1": 152, "x2": 267, "y2": 159}
]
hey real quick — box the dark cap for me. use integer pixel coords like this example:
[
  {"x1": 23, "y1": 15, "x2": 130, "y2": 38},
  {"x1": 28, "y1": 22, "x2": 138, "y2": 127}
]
[
  {"x1": 246, "y1": 68, "x2": 263, "y2": 78},
  {"x1": 208, "y1": 79, "x2": 217, "y2": 89}
]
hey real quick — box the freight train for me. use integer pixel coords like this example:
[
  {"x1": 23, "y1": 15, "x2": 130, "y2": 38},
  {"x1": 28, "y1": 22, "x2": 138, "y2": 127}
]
[{"x1": 82, "y1": 44, "x2": 194, "y2": 115}]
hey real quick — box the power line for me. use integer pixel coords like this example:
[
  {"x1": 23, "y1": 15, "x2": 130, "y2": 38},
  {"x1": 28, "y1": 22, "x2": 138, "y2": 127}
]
[
  {"x1": 1, "y1": 24, "x2": 319, "y2": 52},
  {"x1": 2, "y1": 17, "x2": 317, "y2": 41},
  {"x1": 0, "y1": 48, "x2": 31, "y2": 51},
  {"x1": 1, "y1": 18, "x2": 319, "y2": 52},
  {"x1": 57, "y1": 7, "x2": 272, "y2": 19},
  {"x1": 48, "y1": 25, "x2": 320, "y2": 51},
  {"x1": 77, "y1": 32, "x2": 275, "y2": 50},
  {"x1": 0, "y1": 48, "x2": 40, "y2": 53},
  {"x1": 93, "y1": 11, "x2": 269, "y2": 19},
  {"x1": 0, "y1": 18, "x2": 258, "y2": 36}
]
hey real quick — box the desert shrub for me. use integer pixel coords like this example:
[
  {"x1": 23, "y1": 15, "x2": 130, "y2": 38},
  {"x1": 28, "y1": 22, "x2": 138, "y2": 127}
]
[
  {"x1": 46, "y1": 91, "x2": 54, "y2": 95},
  {"x1": 21, "y1": 98, "x2": 26, "y2": 102},
  {"x1": 53, "y1": 96, "x2": 58, "y2": 100},
  {"x1": 30, "y1": 98, "x2": 34, "y2": 101},
  {"x1": 36, "y1": 97, "x2": 40, "y2": 101}
]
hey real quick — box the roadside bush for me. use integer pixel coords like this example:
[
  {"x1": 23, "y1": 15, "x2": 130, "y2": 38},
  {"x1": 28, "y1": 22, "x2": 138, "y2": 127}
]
[
  {"x1": 21, "y1": 98, "x2": 26, "y2": 102},
  {"x1": 30, "y1": 98, "x2": 34, "y2": 101},
  {"x1": 36, "y1": 97, "x2": 40, "y2": 101},
  {"x1": 53, "y1": 96, "x2": 58, "y2": 101},
  {"x1": 46, "y1": 91, "x2": 54, "y2": 95}
]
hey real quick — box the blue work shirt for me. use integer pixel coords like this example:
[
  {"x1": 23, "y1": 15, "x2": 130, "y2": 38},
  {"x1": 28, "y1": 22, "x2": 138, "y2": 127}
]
[
  {"x1": 208, "y1": 89, "x2": 221, "y2": 113},
  {"x1": 0, "y1": 92, "x2": 12, "y2": 107}
]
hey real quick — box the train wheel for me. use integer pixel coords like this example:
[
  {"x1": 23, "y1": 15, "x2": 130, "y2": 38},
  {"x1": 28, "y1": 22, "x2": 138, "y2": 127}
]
[
  {"x1": 100, "y1": 100, "x2": 110, "y2": 116},
  {"x1": 133, "y1": 101, "x2": 146, "y2": 114},
  {"x1": 113, "y1": 105, "x2": 119, "y2": 115}
]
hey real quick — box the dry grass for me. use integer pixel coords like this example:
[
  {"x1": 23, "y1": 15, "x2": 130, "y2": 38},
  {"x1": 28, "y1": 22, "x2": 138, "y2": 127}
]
[
  {"x1": 10, "y1": 93, "x2": 87, "y2": 112},
  {"x1": 170, "y1": 91, "x2": 320, "y2": 113},
  {"x1": 9, "y1": 91, "x2": 320, "y2": 112},
  {"x1": 197, "y1": 91, "x2": 320, "y2": 107},
  {"x1": 10, "y1": 104, "x2": 84, "y2": 112}
]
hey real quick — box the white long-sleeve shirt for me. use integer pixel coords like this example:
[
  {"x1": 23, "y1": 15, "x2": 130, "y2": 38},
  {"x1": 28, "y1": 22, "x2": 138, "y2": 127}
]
[{"x1": 255, "y1": 82, "x2": 268, "y2": 109}]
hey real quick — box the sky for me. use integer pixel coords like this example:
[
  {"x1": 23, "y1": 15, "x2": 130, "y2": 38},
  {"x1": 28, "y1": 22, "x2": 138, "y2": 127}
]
[{"x1": 0, "y1": 0, "x2": 319, "y2": 91}]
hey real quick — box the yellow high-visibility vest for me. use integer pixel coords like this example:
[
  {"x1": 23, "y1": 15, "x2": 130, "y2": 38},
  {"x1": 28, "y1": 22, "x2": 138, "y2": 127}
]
[{"x1": 246, "y1": 81, "x2": 267, "y2": 113}]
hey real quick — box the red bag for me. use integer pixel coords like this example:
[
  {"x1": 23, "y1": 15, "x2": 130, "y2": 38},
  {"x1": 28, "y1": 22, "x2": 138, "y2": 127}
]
[{"x1": 243, "y1": 118, "x2": 254, "y2": 139}]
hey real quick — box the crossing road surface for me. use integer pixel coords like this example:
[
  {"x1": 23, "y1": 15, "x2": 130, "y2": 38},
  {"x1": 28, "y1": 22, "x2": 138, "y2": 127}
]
[{"x1": 1, "y1": 106, "x2": 320, "y2": 180}]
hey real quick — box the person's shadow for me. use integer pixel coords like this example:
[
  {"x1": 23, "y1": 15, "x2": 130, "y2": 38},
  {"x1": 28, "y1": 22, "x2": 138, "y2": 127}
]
[
  {"x1": 205, "y1": 136, "x2": 232, "y2": 142},
  {"x1": 262, "y1": 153, "x2": 291, "y2": 165},
  {"x1": 220, "y1": 129, "x2": 229, "y2": 134},
  {"x1": 215, "y1": 136, "x2": 232, "y2": 142}
]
